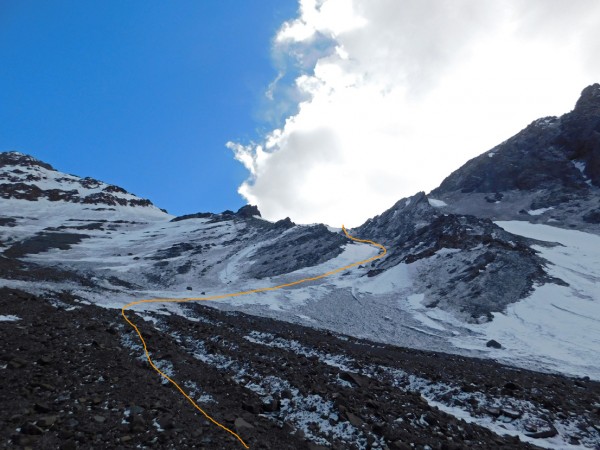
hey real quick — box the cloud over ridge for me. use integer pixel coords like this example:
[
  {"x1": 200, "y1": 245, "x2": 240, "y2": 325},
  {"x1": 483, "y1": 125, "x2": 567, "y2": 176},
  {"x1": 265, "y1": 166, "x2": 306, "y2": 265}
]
[{"x1": 229, "y1": 0, "x2": 600, "y2": 227}]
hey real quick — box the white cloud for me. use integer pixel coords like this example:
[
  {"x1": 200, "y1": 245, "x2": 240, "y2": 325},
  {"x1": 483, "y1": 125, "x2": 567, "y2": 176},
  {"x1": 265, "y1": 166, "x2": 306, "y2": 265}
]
[{"x1": 229, "y1": 0, "x2": 600, "y2": 227}]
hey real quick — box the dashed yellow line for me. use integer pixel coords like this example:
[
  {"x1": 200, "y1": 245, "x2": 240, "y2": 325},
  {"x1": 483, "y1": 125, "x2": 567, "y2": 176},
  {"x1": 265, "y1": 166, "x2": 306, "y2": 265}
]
[{"x1": 121, "y1": 225, "x2": 386, "y2": 448}]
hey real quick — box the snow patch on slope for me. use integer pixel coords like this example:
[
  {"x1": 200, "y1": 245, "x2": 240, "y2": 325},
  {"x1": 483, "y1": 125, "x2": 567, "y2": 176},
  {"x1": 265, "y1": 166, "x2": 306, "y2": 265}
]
[
  {"x1": 0, "y1": 315, "x2": 21, "y2": 322},
  {"x1": 427, "y1": 198, "x2": 447, "y2": 207},
  {"x1": 455, "y1": 221, "x2": 600, "y2": 379},
  {"x1": 527, "y1": 207, "x2": 554, "y2": 216}
]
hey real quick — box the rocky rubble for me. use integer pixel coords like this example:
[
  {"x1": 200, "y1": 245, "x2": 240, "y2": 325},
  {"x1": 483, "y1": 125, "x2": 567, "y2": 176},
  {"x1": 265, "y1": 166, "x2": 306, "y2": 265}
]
[{"x1": 2, "y1": 288, "x2": 599, "y2": 449}]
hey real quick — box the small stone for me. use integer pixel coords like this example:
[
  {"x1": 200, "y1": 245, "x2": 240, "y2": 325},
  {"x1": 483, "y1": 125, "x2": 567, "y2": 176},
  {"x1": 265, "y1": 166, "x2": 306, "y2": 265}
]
[
  {"x1": 130, "y1": 414, "x2": 146, "y2": 432},
  {"x1": 234, "y1": 417, "x2": 254, "y2": 431},
  {"x1": 486, "y1": 339, "x2": 502, "y2": 349},
  {"x1": 65, "y1": 418, "x2": 79, "y2": 428},
  {"x1": 21, "y1": 422, "x2": 44, "y2": 435},
  {"x1": 16, "y1": 436, "x2": 37, "y2": 446},
  {"x1": 485, "y1": 407, "x2": 501, "y2": 417},
  {"x1": 37, "y1": 355, "x2": 52, "y2": 365},
  {"x1": 525, "y1": 424, "x2": 558, "y2": 439},
  {"x1": 129, "y1": 405, "x2": 145, "y2": 416},
  {"x1": 391, "y1": 440, "x2": 411, "y2": 450},
  {"x1": 60, "y1": 439, "x2": 77, "y2": 450},
  {"x1": 263, "y1": 398, "x2": 280, "y2": 412},
  {"x1": 503, "y1": 381, "x2": 521, "y2": 391},
  {"x1": 38, "y1": 382, "x2": 55, "y2": 391},
  {"x1": 423, "y1": 413, "x2": 438, "y2": 426},
  {"x1": 242, "y1": 401, "x2": 262, "y2": 415},
  {"x1": 33, "y1": 402, "x2": 51, "y2": 413},
  {"x1": 367, "y1": 417, "x2": 383, "y2": 432},
  {"x1": 281, "y1": 389, "x2": 292, "y2": 399},
  {"x1": 9, "y1": 358, "x2": 27, "y2": 369},
  {"x1": 58, "y1": 430, "x2": 73, "y2": 439},
  {"x1": 93, "y1": 415, "x2": 106, "y2": 424},
  {"x1": 345, "y1": 412, "x2": 364, "y2": 428},
  {"x1": 524, "y1": 423, "x2": 538, "y2": 433},
  {"x1": 158, "y1": 416, "x2": 175, "y2": 430},
  {"x1": 37, "y1": 415, "x2": 58, "y2": 428},
  {"x1": 308, "y1": 444, "x2": 329, "y2": 450},
  {"x1": 339, "y1": 371, "x2": 370, "y2": 388},
  {"x1": 501, "y1": 408, "x2": 521, "y2": 419}
]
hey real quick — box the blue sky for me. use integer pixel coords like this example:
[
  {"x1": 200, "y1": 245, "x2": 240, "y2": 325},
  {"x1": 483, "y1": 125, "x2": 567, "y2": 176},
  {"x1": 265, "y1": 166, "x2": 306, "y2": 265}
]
[
  {"x1": 2, "y1": 1, "x2": 597, "y2": 226},
  {"x1": 0, "y1": 0, "x2": 297, "y2": 215}
]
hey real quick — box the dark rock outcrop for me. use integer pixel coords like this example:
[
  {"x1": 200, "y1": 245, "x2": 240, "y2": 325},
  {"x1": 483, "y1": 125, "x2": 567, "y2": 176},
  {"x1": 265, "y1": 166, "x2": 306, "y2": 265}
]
[
  {"x1": 247, "y1": 224, "x2": 347, "y2": 279},
  {"x1": 432, "y1": 84, "x2": 600, "y2": 196},
  {"x1": 236, "y1": 204, "x2": 261, "y2": 218},
  {"x1": 354, "y1": 192, "x2": 551, "y2": 322},
  {"x1": 170, "y1": 212, "x2": 214, "y2": 222},
  {"x1": 3, "y1": 232, "x2": 90, "y2": 258},
  {"x1": 428, "y1": 84, "x2": 600, "y2": 230}
]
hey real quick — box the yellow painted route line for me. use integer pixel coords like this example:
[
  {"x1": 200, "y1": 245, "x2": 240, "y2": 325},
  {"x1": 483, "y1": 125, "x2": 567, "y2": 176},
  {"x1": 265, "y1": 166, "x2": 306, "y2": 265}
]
[{"x1": 121, "y1": 225, "x2": 386, "y2": 448}]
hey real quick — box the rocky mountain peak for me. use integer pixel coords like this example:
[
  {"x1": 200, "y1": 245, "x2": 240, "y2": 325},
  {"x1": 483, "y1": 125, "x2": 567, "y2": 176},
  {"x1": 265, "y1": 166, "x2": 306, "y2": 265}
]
[
  {"x1": 0, "y1": 151, "x2": 162, "y2": 211},
  {"x1": 0, "y1": 151, "x2": 55, "y2": 171},
  {"x1": 574, "y1": 83, "x2": 600, "y2": 115},
  {"x1": 427, "y1": 84, "x2": 600, "y2": 231}
]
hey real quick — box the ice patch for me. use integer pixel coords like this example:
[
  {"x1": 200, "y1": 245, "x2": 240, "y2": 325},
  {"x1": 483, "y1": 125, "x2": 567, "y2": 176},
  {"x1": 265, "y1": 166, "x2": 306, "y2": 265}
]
[
  {"x1": 354, "y1": 262, "x2": 411, "y2": 295},
  {"x1": 427, "y1": 198, "x2": 447, "y2": 207},
  {"x1": 403, "y1": 294, "x2": 448, "y2": 332},
  {"x1": 572, "y1": 160, "x2": 593, "y2": 186},
  {"x1": 573, "y1": 160, "x2": 586, "y2": 174},
  {"x1": 527, "y1": 207, "x2": 554, "y2": 216},
  {"x1": 0, "y1": 315, "x2": 20, "y2": 322}
]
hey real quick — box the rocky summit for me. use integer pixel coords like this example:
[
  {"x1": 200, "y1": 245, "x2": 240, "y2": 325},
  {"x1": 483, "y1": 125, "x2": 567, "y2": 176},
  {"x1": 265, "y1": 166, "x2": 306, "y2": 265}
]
[
  {"x1": 1, "y1": 85, "x2": 600, "y2": 449},
  {"x1": 429, "y1": 83, "x2": 600, "y2": 232}
]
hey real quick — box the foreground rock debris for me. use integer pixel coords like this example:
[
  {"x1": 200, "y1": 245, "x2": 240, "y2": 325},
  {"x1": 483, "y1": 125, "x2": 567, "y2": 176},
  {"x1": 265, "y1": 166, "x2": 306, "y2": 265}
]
[{"x1": 2, "y1": 288, "x2": 599, "y2": 449}]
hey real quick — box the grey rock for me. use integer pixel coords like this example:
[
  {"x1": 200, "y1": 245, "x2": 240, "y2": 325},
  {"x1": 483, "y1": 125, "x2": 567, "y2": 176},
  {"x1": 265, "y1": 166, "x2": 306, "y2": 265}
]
[
  {"x1": 486, "y1": 339, "x2": 502, "y2": 349},
  {"x1": 20, "y1": 422, "x2": 44, "y2": 435},
  {"x1": 234, "y1": 417, "x2": 254, "y2": 431},
  {"x1": 525, "y1": 424, "x2": 558, "y2": 439}
]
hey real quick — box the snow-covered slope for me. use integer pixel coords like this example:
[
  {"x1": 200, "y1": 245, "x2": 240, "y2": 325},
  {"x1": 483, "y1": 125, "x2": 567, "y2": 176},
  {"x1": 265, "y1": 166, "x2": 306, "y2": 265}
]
[
  {"x1": 457, "y1": 222, "x2": 600, "y2": 379},
  {"x1": 0, "y1": 151, "x2": 167, "y2": 213}
]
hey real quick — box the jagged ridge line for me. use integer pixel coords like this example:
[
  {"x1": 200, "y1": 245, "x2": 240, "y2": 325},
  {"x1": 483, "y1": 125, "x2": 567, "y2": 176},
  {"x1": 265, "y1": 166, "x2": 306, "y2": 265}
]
[{"x1": 121, "y1": 225, "x2": 387, "y2": 448}]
